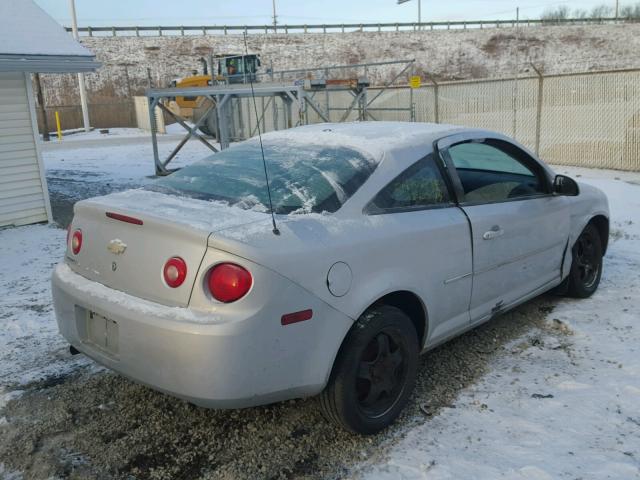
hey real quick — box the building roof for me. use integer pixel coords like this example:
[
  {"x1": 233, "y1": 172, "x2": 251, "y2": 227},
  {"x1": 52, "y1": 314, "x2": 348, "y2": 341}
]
[{"x1": 0, "y1": 0, "x2": 100, "y2": 73}]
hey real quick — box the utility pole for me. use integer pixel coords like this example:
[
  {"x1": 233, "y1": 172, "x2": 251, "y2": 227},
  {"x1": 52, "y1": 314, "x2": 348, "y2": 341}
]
[
  {"x1": 68, "y1": 0, "x2": 90, "y2": 132},
  {"x1": 512, "y1": 7, "x2": 520, "y2": 138},
  {"x1": 397, "y1": 0, "x2": 422, "y2": 27},
  {"x1": 272, "y1": 0, "x2": 278, "y2": 33},
  {"x1": 615, "y1": 0, "x2": 619, "y2": 19}
]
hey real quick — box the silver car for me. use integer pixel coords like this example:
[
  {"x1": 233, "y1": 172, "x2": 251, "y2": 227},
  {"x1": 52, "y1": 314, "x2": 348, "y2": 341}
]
[{"x1": 52, "y1": 122, "x2": 609, "y2": 434}]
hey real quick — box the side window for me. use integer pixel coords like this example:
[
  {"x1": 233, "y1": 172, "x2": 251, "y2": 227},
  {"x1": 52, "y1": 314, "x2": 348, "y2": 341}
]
[
  {"x1": 369, "y1": 154, "x2": 451, "y2": 212},
  {"x1": 447, "y1": 140, "x2": 546, "y2": 204}
]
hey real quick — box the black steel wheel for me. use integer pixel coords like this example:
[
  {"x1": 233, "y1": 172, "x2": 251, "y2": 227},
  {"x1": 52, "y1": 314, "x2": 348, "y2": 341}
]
[
  {"x1": 567, "y1": 223, "x2": 603, "y2": 298},
  {"x1": 356, "y1": 330, "x2": 408, "y2": 419},
  {"x1": 319, "y1": 305, "x2": 419, "y2": 434}
]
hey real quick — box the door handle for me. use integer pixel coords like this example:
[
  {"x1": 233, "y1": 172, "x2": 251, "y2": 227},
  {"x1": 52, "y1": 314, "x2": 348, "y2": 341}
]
[{"x1": 482, "y1": 226, "x2": 504, "y2": 240}]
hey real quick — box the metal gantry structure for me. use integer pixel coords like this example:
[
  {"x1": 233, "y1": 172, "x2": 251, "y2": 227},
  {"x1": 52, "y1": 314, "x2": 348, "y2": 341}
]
[{"x1": 146, "y1": 59, "x2": 415, "y2": 175}]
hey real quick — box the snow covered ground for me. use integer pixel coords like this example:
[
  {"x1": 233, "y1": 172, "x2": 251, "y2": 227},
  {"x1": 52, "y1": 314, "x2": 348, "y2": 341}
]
[
  {"x1": 42, "y1": 128, "x2": 213, "y2": 226},
  {"x1": 1, "y1": 134, "x2": 211, "y2": 415},
  {"x1": 0, "y1": 135, "x2": 639, "y2": 478},
  {"x1": 363, "y1": 166, "x2": 640, "y2": 479},
  {"x1": 45, "y1": 127, "x2": 151, "y2": 142},
  {"x1": 45, "y1": 124, "x2": 196, "y2": 142}
]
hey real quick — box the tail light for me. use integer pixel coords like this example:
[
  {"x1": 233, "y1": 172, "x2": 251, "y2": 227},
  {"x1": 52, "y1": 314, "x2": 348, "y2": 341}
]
[
  {"x1": 71, "y1": 229, "x2": 83, "y2": 255},
  {"x1": 163, "y1": 257, "x2": 187, "y2": 288},
  {"x1": 106, "y1": 211, "x2": 144, "y2": 225},
  {"x1": 207, "y1": 263, "x2": 252, "y2": 303}
]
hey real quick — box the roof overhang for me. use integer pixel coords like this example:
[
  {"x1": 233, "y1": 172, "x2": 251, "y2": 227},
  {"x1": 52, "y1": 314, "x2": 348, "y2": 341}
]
[{"x1": 0, "y1": 54, "x2": 100, "y2": 73}]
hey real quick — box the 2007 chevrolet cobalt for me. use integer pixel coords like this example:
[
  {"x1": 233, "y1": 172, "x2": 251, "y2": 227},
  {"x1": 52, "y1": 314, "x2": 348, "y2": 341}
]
[{"x1": 53, "y1": 122, "x2": 609, "y2": 434}]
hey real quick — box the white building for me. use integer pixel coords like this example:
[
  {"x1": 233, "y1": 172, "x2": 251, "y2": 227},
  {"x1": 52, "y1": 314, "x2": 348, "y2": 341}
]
[{"x1": 0, "y1": 0, "x2": 99, "y2": 227}]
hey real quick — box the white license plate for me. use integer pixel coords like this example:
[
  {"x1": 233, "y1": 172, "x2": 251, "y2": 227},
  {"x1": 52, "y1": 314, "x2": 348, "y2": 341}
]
[{"x1": 87, "y1": 311, "x2": 119, "y2": 355}]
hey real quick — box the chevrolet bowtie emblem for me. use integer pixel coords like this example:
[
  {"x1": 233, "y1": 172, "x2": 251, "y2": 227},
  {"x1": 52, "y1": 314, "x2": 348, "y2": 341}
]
[{"x1": 107, "y1": 239, "x2": 127, "y2": 255}]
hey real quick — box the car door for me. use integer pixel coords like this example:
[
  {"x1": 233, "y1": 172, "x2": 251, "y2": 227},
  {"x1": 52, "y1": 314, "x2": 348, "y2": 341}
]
[
  {"x1": 365, "y1": 153, "x2": 473, "y2": 345},
  {"x1": 437, "y1": 135, "x2": 571, "y2": 324}
]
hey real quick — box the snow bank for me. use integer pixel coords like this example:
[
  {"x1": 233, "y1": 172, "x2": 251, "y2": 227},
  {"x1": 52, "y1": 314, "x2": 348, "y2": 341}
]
[{"x1": 0, "y1": 225, "x2": 89, "y2": 387}]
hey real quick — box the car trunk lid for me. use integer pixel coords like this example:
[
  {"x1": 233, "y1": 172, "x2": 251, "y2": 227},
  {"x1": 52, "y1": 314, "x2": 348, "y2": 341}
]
[{"x1": 66, "y1": 189, "x2": 269, "y2": 307}]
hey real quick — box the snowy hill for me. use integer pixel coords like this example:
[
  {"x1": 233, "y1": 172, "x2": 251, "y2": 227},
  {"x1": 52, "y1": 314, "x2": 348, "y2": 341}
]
[{"x1": 39, "y1": 23, "x2": 640, "y2": 105}]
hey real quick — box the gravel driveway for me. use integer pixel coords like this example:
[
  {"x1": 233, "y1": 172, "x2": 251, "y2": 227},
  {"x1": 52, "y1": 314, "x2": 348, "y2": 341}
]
[{"x1": 0, "y1": 296, "x2": 561, "y2": 479}]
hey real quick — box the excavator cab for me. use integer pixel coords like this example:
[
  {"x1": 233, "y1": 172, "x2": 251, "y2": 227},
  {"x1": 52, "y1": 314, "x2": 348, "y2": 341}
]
[
  {"x1": 217, "y1": 54, "x2": 261, "y2": 84},
  {"x1": 168, "y1": 54, "x2": 262, "y2": 137}
]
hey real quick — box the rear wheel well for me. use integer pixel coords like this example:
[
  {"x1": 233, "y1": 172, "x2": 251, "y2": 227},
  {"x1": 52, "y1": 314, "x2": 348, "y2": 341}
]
[
  {"x1": 588, "y1": 215, "x2": 609, "y2": 255},
  {"x1": 370, "y1": 291, "x2": 427, "y2": 348}
]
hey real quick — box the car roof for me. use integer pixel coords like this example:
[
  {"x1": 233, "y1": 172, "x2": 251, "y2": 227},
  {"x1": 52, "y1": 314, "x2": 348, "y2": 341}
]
[{"x1": 257, "y1": 121, "x2": 469, "y2": 161}]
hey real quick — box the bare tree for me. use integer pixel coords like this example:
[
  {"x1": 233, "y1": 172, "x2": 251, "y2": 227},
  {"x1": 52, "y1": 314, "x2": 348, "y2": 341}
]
[
  {"x1": 620, "y1": 3, "x2": 640, "y2": 18},
  {"x1": 541, "y1": 5, "x2": 570, "y2": 21},
  {"x1": 573, "y1": 8, "x2": 589, "y2": 19},
  {"x1": 590, "y1": 4, "x2": 614, "y2": 18},
  {"x1": 541, "y1": 2, "x2": 640, "y2": 21}
]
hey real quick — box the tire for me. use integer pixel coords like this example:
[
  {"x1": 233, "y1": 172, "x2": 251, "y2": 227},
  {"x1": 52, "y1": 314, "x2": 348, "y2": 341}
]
[
  {"x1": 198, "y1": 124, "x2": 212, "y2": 136},
  {"x1": 567, "y1": 223, "x2": 603, "y2": 298},
  {"x1": 319, "y1": 305, "x2": 419, "y2": 435},
  {"x1": 197, "y1": 112, "x2": 217, "y2": 139}
]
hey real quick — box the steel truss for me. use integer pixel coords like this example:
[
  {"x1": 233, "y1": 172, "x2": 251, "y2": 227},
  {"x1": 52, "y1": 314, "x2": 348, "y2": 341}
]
[{"x1": 146, "y1": 60, "x2": 415, "y2": 175}]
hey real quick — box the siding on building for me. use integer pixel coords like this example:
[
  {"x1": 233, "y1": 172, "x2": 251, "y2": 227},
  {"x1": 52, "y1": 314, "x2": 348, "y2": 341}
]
[{"x1": 0, "y1": 71, "x2": 51, "y2": 227}]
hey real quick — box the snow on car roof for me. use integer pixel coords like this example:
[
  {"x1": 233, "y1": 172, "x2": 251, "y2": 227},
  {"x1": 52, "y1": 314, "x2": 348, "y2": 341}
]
[{"x1": 256, "y1": 122, "x2": 466, "y2": 161}]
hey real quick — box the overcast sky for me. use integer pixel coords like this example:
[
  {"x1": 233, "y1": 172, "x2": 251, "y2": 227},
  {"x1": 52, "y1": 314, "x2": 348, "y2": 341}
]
[{"x1": 35, "y1": 0, "x2": 623, "y2": 26}]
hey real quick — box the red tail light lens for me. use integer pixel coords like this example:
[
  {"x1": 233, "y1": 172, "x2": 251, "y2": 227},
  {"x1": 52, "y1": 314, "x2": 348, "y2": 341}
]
[
  {"x1": 71, "y1": 229, "x2": 82, "y2": 255},
  {"x1": 105, "y1": 211, "x2": 144, "y2": 225},
  {"x1": 207, "y1": 263, "x2": 252, "y2": 303},
  {"x1": 163, "y1": 257, "x2": 187, "y2": 288}
]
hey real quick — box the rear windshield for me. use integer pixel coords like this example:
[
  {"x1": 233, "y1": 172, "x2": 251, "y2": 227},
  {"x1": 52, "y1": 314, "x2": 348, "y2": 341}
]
[{"x1": 148, "y1": 140, "x2": 377, "y2": 214}]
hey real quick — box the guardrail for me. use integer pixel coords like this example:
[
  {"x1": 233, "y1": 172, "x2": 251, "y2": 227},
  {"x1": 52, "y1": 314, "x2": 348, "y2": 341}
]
[{"x1": 65, "y1": 17, "x2": 637, "y2": 37}]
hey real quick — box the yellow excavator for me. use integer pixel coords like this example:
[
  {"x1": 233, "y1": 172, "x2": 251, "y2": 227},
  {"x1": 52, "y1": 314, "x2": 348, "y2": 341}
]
[{"x1": 166, "y1": 54, "x2": 261, "y2": 136}]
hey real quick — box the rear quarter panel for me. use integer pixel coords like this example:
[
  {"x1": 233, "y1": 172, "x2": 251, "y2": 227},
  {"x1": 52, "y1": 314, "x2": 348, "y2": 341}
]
[{"x1": 210, "y1": 206, "x2": 473, "y2": 348}]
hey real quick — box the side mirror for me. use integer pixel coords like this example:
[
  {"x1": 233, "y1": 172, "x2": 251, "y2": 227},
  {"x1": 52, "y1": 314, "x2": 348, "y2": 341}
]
[{"x1": 553, "y1": 174, "x2": 579, "y2": 196}]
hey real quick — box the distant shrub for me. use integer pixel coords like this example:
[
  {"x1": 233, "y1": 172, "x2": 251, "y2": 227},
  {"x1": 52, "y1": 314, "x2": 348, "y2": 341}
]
[
  {"x1": 620, "y1": 3, "x2": 640, "y2": 18},
  {"x1": 541, "y1": 6, "x2": 570, "y2": 22},
  {"x1": 590, "y1": 4, "x2": 614, "y2": 18},
  {"x1": 541, "y1": 2, "x2": 640, "y2": 21}
]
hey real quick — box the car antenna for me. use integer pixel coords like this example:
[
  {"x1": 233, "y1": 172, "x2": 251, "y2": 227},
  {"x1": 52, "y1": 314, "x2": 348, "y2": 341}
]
[{"x1": 243, "y1": 33, "x2": 280, "y2": 236}]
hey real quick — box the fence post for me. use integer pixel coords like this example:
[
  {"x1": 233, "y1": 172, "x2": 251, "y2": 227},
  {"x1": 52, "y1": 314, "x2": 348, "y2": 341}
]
[
  {"x1": 425, "y1": 72, "x2": 439, "y2": 123},
  {"x1": 33, "y1": 73, "x2": 50, "y2": 141},
  {"x1": 531, "y1": 63, "x2": 544, "y2": 156},
  {"x1": 410, "y1": 84, "x2": 415, "y2": 122}
]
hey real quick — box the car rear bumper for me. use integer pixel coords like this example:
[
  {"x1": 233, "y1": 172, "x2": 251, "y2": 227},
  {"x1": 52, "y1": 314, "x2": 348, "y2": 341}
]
[{"x1": 52, "y1": 263, "x2": 353, "y2": 408}]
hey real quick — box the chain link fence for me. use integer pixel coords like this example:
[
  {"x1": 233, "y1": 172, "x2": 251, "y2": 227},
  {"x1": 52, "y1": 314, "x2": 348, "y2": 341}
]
[
  {"x1": 51, "y1": 67, "x2": 640, "y2": 172},
  {"x1": 303, "y1": 68, "x2": 640, "y2": 171}
]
